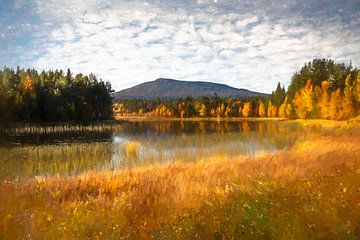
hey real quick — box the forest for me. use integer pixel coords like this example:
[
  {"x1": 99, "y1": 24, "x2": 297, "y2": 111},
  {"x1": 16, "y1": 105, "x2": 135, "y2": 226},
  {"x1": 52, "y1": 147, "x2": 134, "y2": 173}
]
[
  {"x1": 114, "y1": 59, "x2": 360, "y2": 120},
  {"x1": 0, "y1": 68, "x2": 113, "y2": 123},
  {"x1": 1, "y1": 59, "x2": 359, "y2": 123}
]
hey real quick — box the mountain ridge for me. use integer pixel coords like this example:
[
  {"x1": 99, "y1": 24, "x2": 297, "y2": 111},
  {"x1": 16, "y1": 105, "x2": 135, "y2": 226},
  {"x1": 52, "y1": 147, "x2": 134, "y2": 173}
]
[{"x1": 113, "y1": 78, "x2": 269, "y2": 99}]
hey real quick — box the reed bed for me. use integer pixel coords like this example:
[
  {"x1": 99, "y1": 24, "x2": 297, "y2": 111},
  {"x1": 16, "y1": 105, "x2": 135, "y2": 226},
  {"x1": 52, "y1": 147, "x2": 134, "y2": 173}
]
[
  {"x1": 0, "y1": 143, "x2": 112, "y2": 181},
  {"x1": 1, "y1": 130, "x2": 359, "y2": 239}
]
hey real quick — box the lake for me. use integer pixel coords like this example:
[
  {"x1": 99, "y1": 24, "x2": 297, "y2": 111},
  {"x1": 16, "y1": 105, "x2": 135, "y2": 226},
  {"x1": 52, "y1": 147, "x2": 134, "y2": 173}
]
[{"x1": 0, "y1": 120, "x2": 311, "y2": 181}]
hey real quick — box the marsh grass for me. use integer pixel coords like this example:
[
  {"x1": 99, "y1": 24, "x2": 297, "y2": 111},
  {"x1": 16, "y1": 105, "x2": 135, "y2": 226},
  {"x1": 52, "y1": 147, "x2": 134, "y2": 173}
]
[
  {"x1": 1, "y1": 130, "x2": 359, "y2": 239},
  {"x1": 0, "y1": 143, "x2": 112, "y2": 181}
]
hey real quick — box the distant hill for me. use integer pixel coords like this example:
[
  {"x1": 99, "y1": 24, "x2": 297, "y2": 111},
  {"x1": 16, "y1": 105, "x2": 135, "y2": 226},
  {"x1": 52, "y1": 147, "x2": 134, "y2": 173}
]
[{"x1": 113, "y1": 78, "x2": 269, "y2": 99}]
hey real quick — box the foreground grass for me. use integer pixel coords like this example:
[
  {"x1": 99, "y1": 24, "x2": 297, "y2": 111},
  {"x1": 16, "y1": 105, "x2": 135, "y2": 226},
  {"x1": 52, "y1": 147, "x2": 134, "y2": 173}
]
[{"x1": 1, "y1": 131, "x2": 360, "y2": 239}]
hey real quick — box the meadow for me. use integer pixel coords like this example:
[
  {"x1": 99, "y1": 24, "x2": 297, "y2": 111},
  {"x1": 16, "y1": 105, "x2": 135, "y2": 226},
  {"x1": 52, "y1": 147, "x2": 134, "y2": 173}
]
[{"x1": 1, "y1": 120, "x2": 359, "y2": 239}]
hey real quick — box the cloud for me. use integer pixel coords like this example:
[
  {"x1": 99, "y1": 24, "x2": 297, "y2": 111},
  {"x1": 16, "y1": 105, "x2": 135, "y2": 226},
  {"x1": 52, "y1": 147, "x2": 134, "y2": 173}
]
[{"x1": 2, "y1": 0, "x2": 360, "y2": 93}]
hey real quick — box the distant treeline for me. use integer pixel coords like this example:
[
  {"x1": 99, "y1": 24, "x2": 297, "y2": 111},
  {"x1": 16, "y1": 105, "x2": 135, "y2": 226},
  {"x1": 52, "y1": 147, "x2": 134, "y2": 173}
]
[
  {"x1": 0, "y1": 67, "x2": 113, "y2": 123},
  {"x1": 114, "y1": 59, "x2": 360, "y2": 120}
]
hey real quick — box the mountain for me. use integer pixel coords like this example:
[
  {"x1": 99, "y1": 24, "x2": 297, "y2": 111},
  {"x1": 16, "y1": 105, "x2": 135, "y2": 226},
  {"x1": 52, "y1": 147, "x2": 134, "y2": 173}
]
[{"x1": 113, "y1": 78, "x2": 269, "y2": 99}]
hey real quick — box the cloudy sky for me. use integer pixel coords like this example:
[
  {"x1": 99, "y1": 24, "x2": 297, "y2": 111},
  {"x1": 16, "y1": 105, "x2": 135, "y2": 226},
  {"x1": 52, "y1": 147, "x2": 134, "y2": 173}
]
[{"x1": 1, "y1": 0, "x2": 359, "y2": 93}]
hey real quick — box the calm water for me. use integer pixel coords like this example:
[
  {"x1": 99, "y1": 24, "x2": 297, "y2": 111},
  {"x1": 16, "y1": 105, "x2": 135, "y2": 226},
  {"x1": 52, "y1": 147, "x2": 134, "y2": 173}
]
[{"x1": 0, "y1": 121, "x2": 310, "y2": 181}]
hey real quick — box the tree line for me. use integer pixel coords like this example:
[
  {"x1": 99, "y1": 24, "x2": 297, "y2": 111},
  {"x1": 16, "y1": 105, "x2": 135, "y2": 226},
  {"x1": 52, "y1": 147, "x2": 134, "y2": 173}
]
[
  {"x1": 114, "y1": 59, "x2": 360, "y2": 120},
  {"x1": 0, "y1": 67, "x2": 113, "y2": 123},
  {"x1": 113, "y1": 94, "x2": 281, "y2": 119}
]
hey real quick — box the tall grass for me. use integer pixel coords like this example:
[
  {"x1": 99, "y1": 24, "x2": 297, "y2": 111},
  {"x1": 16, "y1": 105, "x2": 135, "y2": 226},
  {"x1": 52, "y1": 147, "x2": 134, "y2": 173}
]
[
  {"x1": 0, "y1": 143, "x2": 112, "y2": 181},
  {"x1": 0, "y1": 131, "x2": 359, "y2": 239}
]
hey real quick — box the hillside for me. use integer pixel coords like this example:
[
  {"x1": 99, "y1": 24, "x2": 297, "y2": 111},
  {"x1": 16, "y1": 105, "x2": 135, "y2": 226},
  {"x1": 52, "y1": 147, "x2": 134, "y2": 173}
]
[{"x1": 113, "y1": 78, "x2": 268, "y2": 99}]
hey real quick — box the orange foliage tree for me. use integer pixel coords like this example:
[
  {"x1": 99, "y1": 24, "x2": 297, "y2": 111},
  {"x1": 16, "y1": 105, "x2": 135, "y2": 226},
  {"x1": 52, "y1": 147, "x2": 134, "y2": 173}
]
[
  {"x1": 267, "y1": 101, "x2": 277, "y2": 117},
  {"x1": 242, "y1": 102, "x2": 252, "y2": 117},
  {"x1": 341, "y1": 74, "x2": 355, "y2": 119},
  {"x1": 278, "y1": 97, "x2": 292, "y2": 119},
  {"x1": 293, "y1": 80, "x2": 314, "y2": 119},
  {"x1": 317, "y1": 81, "x2": 330, "y2": 119},
  {"x1": 329, "y1": 89, "x2": 342, "y2": 120},
  {"x1": 258, "y1": 101, "x2": 266, "y2": 117}
]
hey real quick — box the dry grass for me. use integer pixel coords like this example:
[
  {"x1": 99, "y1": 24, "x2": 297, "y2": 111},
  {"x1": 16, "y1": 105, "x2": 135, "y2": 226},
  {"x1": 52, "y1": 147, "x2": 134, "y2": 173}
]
[
  {"x1": 1, "y1": 131, "x2": 360, "y2": 239},
  {"x1": 288, "y1": 117, "x2": 360, "y2": 129}
]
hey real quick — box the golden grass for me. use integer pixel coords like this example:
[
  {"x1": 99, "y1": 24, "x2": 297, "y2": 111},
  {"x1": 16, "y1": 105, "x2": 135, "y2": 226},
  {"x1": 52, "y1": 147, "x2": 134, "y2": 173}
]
[
  {"x1": 286, "y1": 117, "x2": 360, "y2": 129},
  {"x1": 1, "y1": 128, "x2": 360, "y2": 239}
]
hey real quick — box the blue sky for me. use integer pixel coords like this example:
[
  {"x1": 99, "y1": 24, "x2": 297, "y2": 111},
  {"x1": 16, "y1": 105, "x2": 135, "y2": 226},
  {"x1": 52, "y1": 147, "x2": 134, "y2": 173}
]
[{"x1": 0, "y1": 0, "x2": 359, "y2": 93}]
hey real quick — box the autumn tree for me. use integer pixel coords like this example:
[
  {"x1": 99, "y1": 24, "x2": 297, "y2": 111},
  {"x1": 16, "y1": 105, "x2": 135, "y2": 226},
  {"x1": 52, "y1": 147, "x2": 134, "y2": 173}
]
[
  {"x1": 329, "y1": 88, "x2": 342, "y2": 120},
  {"x1": 224, "y1": 105, "x2": 232, "y2": 118},
  {"x1": 267, "y1": 101, "x2": 277, "y2": 117},
  {"x1": 242, "y1": 102, "x2": 252, "y2": 117},
  {"x1": 199, "y1": 104, "x2": 207, "y2": 117},
  {"x1": 258, "y1": 101, "x2": 266, "y2": 117},
  {"x1": 178, "y1": 102, "x2": 185, "y2": 118},
  {"x1": 293, "y1": 80, "x2": 314, "y2": 119},
  {"x1": 317, "y1": 81, "x2": 330, "y2": 119},
  {"x1": 356, "y1": 71, "x2": 360, "y2": 115},
  {"x1": 341, "y1": 74, "x2": 355, "y2": 119},
  {"x1": 216, "y1": 103, "x2": 225, "y2": 118},
  {"x1": 278, "y1": 97, "x2": 292, "y2": 119}
]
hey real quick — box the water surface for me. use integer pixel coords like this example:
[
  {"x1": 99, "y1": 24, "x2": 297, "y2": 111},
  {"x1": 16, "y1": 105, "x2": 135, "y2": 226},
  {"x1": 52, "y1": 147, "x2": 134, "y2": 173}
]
[{"x1": 0, "y1": 120, "x2": 309, "y2": 181}]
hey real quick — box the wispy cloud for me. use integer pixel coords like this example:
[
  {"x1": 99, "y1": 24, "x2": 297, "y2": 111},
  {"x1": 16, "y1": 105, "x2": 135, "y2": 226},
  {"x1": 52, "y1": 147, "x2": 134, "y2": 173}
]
[{"x1": 1, "y1": 0, "x2": 360, "y2": 93}]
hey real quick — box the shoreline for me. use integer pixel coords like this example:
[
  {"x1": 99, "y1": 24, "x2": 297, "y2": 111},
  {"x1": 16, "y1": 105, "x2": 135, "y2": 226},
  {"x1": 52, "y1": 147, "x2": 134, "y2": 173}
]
[
  {"x1": 114, "y1": 115, "x2": 360, "y2": 128},
  {"x1": 115, "y1": 115, "x2": 285, "y2": 122}
]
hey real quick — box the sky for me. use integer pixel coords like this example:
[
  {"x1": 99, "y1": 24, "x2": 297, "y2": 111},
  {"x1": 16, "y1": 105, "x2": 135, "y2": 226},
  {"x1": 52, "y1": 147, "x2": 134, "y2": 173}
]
[{"x1": 0, "y1": 0, "x2": 359, "y2": 93}]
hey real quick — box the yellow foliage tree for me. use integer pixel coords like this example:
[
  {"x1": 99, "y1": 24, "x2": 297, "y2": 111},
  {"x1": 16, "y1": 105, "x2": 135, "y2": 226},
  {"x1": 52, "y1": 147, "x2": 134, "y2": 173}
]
[
  {"x1": 224, "y1": 106, "x2": 232, "y2": 118},
  {"x1": 216, "y1": 103, "x2": 225, "y2": 117},
  {"x1": 317, "y1": 81, "x2": 330, "y2": 119},
  {"x1": 278, "y1": 97, "x2": 292, "y2": 119},
  {"x1": 329, "y1": 88, "x2": 342, "y2": 120},
  {"x1": 341, "y1": 74, "x2": 355, "y2": 119},
  {"x1": 242, "y1": 102, "x2": 252, "y2": 117},
  {"x1": 293, "y1": 79, "x2": 314, "y2": 119},
  {"x1": 210, "y1": 108, "x2": 216, "y2": 117},
  {"x1": 258, "y1": 101, "x2": 266, "y2": 117},
  {"x1": 178, "y1": 103, "x2": 185, "y2": 118},
  {"x1": 199, "y1": 104, "x2": 207, "y2": 117},
  {"x1": 356, "y1": 72, "x2": 360, "y2": 115},
  {"x1": 21, "y1": 74, "x2": 35, "y2": 97},
  {"x1": 267, "y1": 101, "x2": 277, "y2": 117},
  {"x1": 113, "y1": 103, "x2": 125, "y2": 115}
]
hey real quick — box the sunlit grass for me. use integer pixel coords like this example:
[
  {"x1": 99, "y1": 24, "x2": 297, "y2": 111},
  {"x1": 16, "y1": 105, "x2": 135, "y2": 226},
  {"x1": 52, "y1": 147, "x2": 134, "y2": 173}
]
[{"x1": 1, "y1": 129, "x2": 359, "y2": 239}]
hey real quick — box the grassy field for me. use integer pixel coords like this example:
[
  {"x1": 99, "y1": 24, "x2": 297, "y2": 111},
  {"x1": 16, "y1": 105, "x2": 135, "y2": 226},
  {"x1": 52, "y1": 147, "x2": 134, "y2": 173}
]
[{"x1": 1, "y1": 123, "x2": 360, "y2": 239}]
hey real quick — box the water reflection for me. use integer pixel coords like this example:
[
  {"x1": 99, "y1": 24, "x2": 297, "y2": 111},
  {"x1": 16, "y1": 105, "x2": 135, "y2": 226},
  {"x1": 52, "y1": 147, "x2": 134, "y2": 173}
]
[{"x1": 0, "y1": 121, "x2": 307, "y2": 181}]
